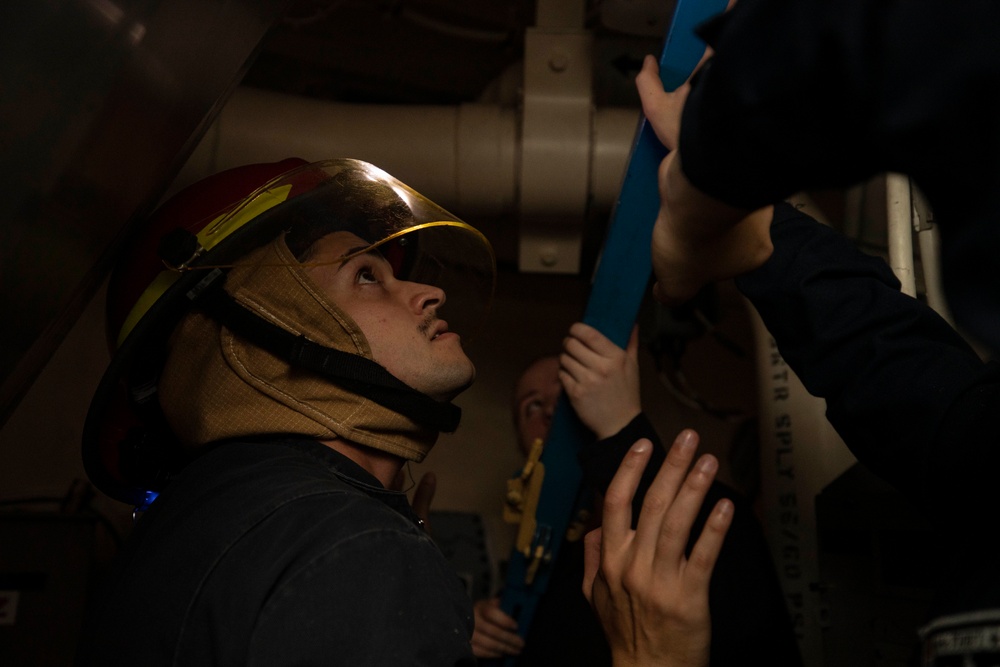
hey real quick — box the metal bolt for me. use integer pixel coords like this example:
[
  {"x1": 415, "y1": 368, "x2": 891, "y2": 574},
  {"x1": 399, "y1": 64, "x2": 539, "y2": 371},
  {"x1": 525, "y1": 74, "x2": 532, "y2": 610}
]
[{"x1": 549, "y1": 51, "x2": 569, "y2": 72}]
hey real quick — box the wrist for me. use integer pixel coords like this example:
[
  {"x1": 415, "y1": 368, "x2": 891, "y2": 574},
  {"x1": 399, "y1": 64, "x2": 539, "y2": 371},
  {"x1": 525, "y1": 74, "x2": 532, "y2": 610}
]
[{"x1": 593, "y1": 408, "x2": 642, "y2": 440}]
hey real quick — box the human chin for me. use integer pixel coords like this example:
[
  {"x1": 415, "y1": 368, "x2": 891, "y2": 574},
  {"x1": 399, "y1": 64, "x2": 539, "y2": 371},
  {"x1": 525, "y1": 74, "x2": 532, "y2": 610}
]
[
  {"x1": 432, "y1": 356, "x2": 476, "y2": 401},
  {"x1": 389, "y1": 344, "x2": 475, "y2": 401}
]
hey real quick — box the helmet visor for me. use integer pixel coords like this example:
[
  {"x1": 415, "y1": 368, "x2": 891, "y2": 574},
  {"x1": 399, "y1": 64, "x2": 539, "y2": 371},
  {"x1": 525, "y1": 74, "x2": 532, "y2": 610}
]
[
  {"x1": 163, "y1": 158, "x2": 496, "y2": 342},
  {"x1": 325, "y1": 221, "x2": 496, "y2": 341}
]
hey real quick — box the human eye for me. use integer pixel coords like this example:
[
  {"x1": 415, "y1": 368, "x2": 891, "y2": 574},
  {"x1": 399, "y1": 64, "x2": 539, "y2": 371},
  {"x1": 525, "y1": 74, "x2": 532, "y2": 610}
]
[
  {"x1": 522, "y1": 399, "x2": 543, "y2": 420},
  {"x1": 355, "y1": 263, "x2": 380, "y2": 285}
]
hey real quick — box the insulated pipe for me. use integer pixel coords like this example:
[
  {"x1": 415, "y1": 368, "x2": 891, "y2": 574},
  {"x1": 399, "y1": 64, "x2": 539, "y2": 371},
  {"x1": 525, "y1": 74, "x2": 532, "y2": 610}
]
[
  {"x1": 175, "y1": 86, "x2": 637, "y2": 223},
  {"x1": 176, "y1": 87, "x2": 517, "y2": 216},
  {"x1": 917, "y1": 227, "x2": 952, "y2": 323},
  {"x1": 746, "y1": 306, "x2": 857, "y2": 667},
  {"x1": 910, "y1": 185, "x2": 954, "y2": 325},
  {"x1": 886, "y1": 173, "x2": 917, "y2": 297},
  {"x1": 590, "y1": 108, "x2": 640, "y2": 214}
]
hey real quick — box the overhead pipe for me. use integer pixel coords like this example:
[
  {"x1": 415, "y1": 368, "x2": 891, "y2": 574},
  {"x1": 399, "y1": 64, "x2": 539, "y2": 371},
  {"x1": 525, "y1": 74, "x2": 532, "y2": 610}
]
[
  {"x1": 910, "y1": 183, "x2": 954, "y2": 325},
  {"x1": 173, "y1": 0, "x2": 637, "y2": 274},
  {"x1": 177, "y1": 88, "x2": 515, "y2": 217},
  {"x1": 172, "y1": 85, "x2": 638, "y2": 269},
  {"x1": 886, "y1": 172, "x2": 917, "y2": 297}
]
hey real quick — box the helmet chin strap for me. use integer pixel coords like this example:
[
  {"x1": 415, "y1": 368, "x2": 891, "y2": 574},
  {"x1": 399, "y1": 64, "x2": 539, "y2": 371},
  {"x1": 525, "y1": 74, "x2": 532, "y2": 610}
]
[{"x1": 187, "y1": 268, "x2": 462, "y2": 433}]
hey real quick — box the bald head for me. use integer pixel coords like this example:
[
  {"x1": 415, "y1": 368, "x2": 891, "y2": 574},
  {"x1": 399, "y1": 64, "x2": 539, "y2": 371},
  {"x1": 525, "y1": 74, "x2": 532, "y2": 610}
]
[{"x1": 512, "y1": 356, "x2": 561, "y2": 457}]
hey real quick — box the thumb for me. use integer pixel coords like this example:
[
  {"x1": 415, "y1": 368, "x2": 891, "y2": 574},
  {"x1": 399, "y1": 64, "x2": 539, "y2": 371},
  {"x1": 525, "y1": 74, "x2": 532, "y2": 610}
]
[
  {"x1": 626, "y1": 325, "x2": 640, "y2": 361},
  {"x1": 582, "y1": 527, "x2": 603, "y2": 605}
]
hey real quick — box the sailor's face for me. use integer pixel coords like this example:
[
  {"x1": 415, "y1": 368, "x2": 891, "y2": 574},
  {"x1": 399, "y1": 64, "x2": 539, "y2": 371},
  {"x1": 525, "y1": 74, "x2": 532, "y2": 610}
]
[
  {"x1": 512, "y1": 356, "x2": 561, "y2": 457},
  {"x1": 304, "y1": 231, "x2": 476, "y2": 400}
]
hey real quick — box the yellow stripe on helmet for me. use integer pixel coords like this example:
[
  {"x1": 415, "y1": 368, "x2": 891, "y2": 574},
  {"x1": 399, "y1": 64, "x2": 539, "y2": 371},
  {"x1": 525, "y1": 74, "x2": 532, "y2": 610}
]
[{"x1": 116, "y1": 184, "x2": 294, "y2": 347}]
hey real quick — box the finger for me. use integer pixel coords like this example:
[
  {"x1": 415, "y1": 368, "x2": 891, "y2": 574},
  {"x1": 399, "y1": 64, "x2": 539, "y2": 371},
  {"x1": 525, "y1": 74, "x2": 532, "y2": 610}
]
[
  {"x1": 691, "y1": 42, "x2": 715, "y2": 75},
  {"x1": 482, "y1": 599, "x2": 520, "y2": 631},
  {"x1": 635, "y1": 55, "x2": 663, "y2": 109},
  {"x1": 477, "y1": 622, "x2": 525, "y2": 649},
  {"x1": 473, "y1": 647, "x2": 503, "y2": 659},
  {"x1": 635, "y1": 55, "x2": 676, "y2": 149},
  {"x1": 653, "y1": 452, "x2": 719, "y2": 568},
  {"x1": 561, "y1": 328, "x2": 624, "y2": 386},
  {"x1": 557, "y1": 353, "x2": 588, "y2": 390},
  {"x1": 683, "y1": 498, "x2": 734, "y2": 591},
  {"x1": 633, "y1": 429, "x2": 699, "y2": 555},
  {"x1": 471, "y1": 599, "x2": 524, "y2": 657},
  {"x1": 567, "y1": 322, "x2": 619, "y2": 356},
  {"x1": 486, "y1": 629, "x2": 524, "y2": 653},
  {"x1": 582, "y1": 527, "x2": 603, "y2": 605},
  {"x1": 635, "y1": 53, "x2": 659, "y2": 89},
  {"x1": 411, "y1": 472, "x2": 436, "y2": 530},
  {"x1": 474, "y1": 610, "x2": 525, "y2": 654},
  {"x1": 602, "y1": 439, "x2": 654, "y2": 547},
  {"x1": 558, "y1": 351, "x2": 604, "y2": 397},
  {"x1": 626, "y1": 325, "x2": 639, "y2": 362},
  {"x1": 561, "y1": 333, "x2": 605, "y2": 372},
  {"x1": 471, "y1": 635, "x2": 509, "y2": 660},
  {"x1": 471, "y1": 642, "x2": 501, "y2": 660}
]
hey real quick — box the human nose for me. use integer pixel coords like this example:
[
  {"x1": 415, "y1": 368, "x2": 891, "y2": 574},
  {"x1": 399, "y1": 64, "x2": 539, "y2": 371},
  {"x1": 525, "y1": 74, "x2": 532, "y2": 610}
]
[
  {"x1": 543, "y1": 393, "x2": 557, "y2": 418},
  {"x1": 404, "y1": 280, "x2": 446, "y2": 314}
]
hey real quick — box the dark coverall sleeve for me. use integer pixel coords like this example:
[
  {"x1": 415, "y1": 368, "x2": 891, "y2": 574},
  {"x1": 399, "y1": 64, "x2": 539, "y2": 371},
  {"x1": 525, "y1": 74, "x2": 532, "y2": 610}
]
[
  {"x1": 680, "y1": 0, "x2": 1000, "y2": 218},
  {"x1": 736, "y1": 202, "x2": 1000, "y2": 615},
  {"x1": 736, "y1": 203, "x2": 1000, "y2": 519},
  {"x1": 679, "y1": 1, "x2": 1000, "y2": 353},
  {"x1": 580, "y1": 414, "x2": 803, "y2": 666}
]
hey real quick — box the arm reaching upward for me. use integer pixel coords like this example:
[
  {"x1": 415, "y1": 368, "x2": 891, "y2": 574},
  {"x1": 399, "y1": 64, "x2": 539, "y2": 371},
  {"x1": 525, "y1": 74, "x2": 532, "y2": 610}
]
[{"x1": 636, "y1": 51, "x2": 773, "y2": 308}]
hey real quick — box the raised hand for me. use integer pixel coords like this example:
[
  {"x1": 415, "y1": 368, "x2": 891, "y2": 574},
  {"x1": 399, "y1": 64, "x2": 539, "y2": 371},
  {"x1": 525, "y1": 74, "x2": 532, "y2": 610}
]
[
  {"x1": 636, "y1": 50, "x2": 774, "y2": 307},
  {"x1": 470, "y1": 597, "x2": 525, "y2": 659},
  {"x1": 559, "y1": 323, "x2": 642, "y2": 440},
  {"x1": 583, "y1": 431, "x2": 733, "y2": 667}
]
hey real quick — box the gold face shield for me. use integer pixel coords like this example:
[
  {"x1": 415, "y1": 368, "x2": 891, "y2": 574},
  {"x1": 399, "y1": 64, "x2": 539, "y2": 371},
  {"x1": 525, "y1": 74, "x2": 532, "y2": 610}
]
[{"x1": 122, "y1": 158, "x2": 496, "y2": 347}]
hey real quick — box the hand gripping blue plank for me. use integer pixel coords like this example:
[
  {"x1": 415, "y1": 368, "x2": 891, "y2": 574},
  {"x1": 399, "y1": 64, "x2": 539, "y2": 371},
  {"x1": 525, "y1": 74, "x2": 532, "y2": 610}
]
[{"x1": 493, "y1": 1, "x2": 727, "y2": 661}]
